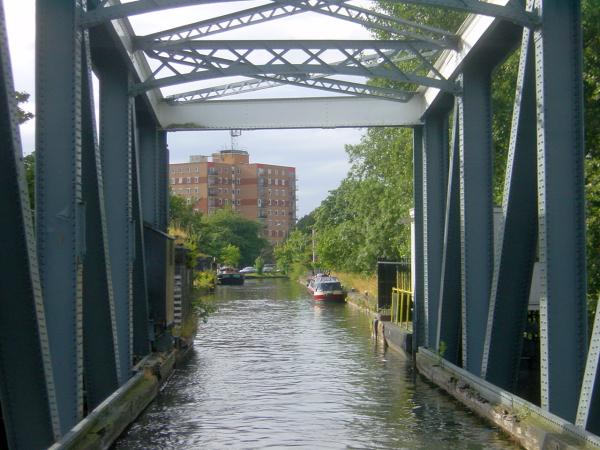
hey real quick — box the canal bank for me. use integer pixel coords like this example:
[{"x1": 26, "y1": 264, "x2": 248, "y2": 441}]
[{"x1": 48, "y1": 330, "x2": 198, "y2": 450}]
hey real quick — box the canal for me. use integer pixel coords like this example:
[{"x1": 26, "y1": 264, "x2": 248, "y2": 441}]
[{"x1": 116, "y1": 279, "x2": 519, "y2": 449}]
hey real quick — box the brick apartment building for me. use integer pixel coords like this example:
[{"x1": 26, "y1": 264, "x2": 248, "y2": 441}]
[{"x1": 169, "y1": 150, "x2": 297, "y2": 244}]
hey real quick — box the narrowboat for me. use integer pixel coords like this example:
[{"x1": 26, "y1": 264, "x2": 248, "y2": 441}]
[{"x1": 217, "y1": 267, "x2": 245, "y2": 285}]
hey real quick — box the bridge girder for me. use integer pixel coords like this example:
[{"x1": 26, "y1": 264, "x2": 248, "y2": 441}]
[{"x1": 83, "y1": 0, "x2": 538, "y2": 28}]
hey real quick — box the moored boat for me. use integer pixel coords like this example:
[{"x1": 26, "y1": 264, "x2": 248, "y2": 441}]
[
  {"x1": 217, "y1": 267, "x2": 245, "y2": 285},
  {"x1": 312, "y1": 277, "x2": 345, "y2": 302}
]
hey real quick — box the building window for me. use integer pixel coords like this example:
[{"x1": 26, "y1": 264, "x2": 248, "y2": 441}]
[
  {"x1": 275, "y1": 178, "x2": 279, "y2": 185},
  {"x1": 282, "y1": 179, "x2": 286, "y2": 186},
  {"x1": 236, "y1": 189, "x2": 240, "y2": 195},
  {"x1": 195, "y1": 167, "x2": 199, "y2": 173},
  {"x1": 274, "y1": 200, "x2": 278, "y2": 206},
  {"x1": 258, "y1": 168, "x2": 264, "y2": 175},
  {"x1": 171, "y1": 178, "x2": 175, "y2": 185},
  {"x1": 237, "y1": 168, "x2": 241, "y2": 175},
  {"x1": 268, "y1": 178, "x2": 272, "y2": 185},
  {"x1": 258, "y1": 199, "x2": 262, "y2": 207},
  {"x1": 268, "y1": 199, "x2": 272, "y2": 206},
  {"x1": 236, "y1": 199, "x2": 240, "y2": 205},
  {"x1": 268, "y1": 189, "x2": 272, "y2": 197},
  {"x1": 224, "y1": 188, "x2": 228, "y2": 194},
  {"x1": 268, "y1": 168, "x2": 272, "y2": 175},
  {"x1": 218, "y1": 188, "x2": 222, "y2": 194},
  {"x1": 218, "y1": 199, "x2": 222, "y2": 205},
  {"x1": 194, "y1": 177, "x2": 199, "y2": 183}
]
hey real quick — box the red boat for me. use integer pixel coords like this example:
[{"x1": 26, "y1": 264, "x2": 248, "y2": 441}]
[{"x1": 311, "y1": 277, "x2": 346, "y2": 302}]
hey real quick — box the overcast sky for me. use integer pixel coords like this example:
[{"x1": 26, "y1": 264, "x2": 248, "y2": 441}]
[{"x1": 5, "y1": 1, "x2": 376, "y2": 217}]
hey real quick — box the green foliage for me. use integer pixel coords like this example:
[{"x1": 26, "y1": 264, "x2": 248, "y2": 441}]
[
  {"x1": 193, "y1": 297, "x2": 217, "y2": 324},
  {"x1": 221, "y1": 243, "x2": 241, "y2": 267},
  {"x1": 15, "y1": 91, "x2": 34, "y2": 125},
  {"x1": 583, "y1": 0, "x2": 600, "y2": 301},
  {"x1": 194, "y1": 270, "x2": 216, "y2": 291},
  {"x1": 169, "y1": 195, "x2": 268, "y2": 267},
  {"x1": 255, "y1": 255, "x2": 264, "y2": 274},
  {"x1": 312, "y1": 127, "x2": 414, "y2": 273},
  {"x1": 274, "y1": 229, "x2": 313, "y2": 274},
  {"x1": 23, "y1": 152, "x2": 35, "y2": 210}
]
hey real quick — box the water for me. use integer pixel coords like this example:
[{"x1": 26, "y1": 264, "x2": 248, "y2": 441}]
[{"x1": 116, "y1": 279, "x2": 519, "y2": 449}]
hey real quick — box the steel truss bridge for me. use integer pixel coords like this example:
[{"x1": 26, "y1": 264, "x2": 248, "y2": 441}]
[{"x1": 0, "y1": 0, "x2": 598, "y2": 448}]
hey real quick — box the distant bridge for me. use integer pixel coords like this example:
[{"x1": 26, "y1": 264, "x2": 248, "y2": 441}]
[{"x1": 0, "y1": 0, "x2": 597, "y2": 448}]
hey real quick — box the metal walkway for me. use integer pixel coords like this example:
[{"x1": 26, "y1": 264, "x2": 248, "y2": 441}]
[{"x1": 0, "y1": 0, "x2": 597, "y2": 448}]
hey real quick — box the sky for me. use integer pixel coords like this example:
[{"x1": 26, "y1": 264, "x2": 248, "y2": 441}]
[{"x1": 4, "y1": 1, "x2": 376, "y2": 218}]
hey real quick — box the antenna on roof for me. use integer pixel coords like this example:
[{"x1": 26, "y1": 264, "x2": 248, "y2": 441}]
[{"x1": 230, "y1": 129, "x2": 242, "y2": 150}]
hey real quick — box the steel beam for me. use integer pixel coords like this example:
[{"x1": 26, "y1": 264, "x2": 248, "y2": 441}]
[
  {"x1": 168, "y1": 75, "x2": 414, "y2": 103},
  {"x1": 137, "y1": 40, "x2": 456, "y2": 94},
  {"x1": 157, "y1": 96, "x2": 425, "y2": 130},
  {"x1": 165, "y1": 51, "x2": 429, "y2": 103},
  {"x1": 436, "y1": 101, "x2": 461, "y2": 364},
  {"x1": 83, "y1": 0, "x2": 537, "y2": 28},
  {"x1": 422, "y1": 113, "x2": 448, "y2": 349},
  {"x1": 134, "y1": 0, "x2": 456, "y2": 49},
  {"x1": 0, "y1": 1, "x2": 60, "y2": 445},
  {"x1": 138, "y1": 119, "x2": 161, "y2": 227},
  {"x1": 458, "y1": 64, "x2": 493, "y2": 374},
  {"x1": 481, "y1": 28, "x2": 537, "y2": 391},
  {"x1": 98, "y1": 55, "x2": 134, "y2": 386},
  {"x1": 578, "y1": 300, "x2": 600, "y2": 434},
  {"x1": 131, "y1": 114, "x2": 151, "y2": 359},
  {"x1": 158, "y1": 131, "x2": 169, "y2": 231},
  {"x1": 412, "y1": 126, "x2": 425, "y2": 348},
  {"x1": 534, "y1": 0, "x2": 587, "y2": 422},
  {"x1": 392, "y1": 0, "x2": 538, "y2": 27},
  {"x1": 81, "y1": 34, "x2": 121, "y2": 410},
  {"x1": 36, "y1": 0, "x2": 84, "y2": 433}
]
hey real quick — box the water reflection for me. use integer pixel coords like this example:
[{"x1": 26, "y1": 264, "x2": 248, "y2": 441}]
[{"x1": 116, "y1": 279, "x2": 518, "y2": 449}]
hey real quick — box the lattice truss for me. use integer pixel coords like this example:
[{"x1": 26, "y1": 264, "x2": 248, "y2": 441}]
[{"x1": 82, "y1": 1, "x2": 537, "y2": 104}]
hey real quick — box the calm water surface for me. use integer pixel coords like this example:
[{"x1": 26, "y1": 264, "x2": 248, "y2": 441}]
[{"x1": 116, "y1": 279, "x2": 518, "y2": 449}]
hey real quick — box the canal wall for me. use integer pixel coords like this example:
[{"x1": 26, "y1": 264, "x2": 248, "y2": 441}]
[
  {"x1": 416, "y1": 348, "x2": 600, "y2": 450},
  {"x1": 48, "y1": 347, "x2": 193, "y2": 450}
]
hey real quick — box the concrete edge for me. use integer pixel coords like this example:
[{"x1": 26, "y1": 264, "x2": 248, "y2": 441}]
[
  {"x1": 416, "y1": 348, "x2": 600, "y2": 450},
  {"x1": 49, "y1": 348, "x2": 188, "y2": 450},
  {"x1": 49, "y1": 370, "x2": 158, "y2": 450}
]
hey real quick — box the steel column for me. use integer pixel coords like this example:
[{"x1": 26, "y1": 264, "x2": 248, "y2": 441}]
[
  {"x1": 138, "y1": 120, "x2": 160, "y2": 227},
  {"x1": 132, "y1": 112, "x2": 151, "y2": 359},
  {"x1": 458, "y1": 64, "x2": 493, "y2": 374},
  {"x1": 157, "y1": 131, "x2": 169, "y2": 232},
  {"x1": 81, "y1": 35, "x2": 120, "y2": 409},
  {"x1": 481, "y1": 29, "x2": 537, "y2": 390},
  {"x1": 98, "y1": 56, "x2": 134, "y2": 385},
  {"x1": 422, "y1": 114, "x2": 448, "y2": 350},
  {"x1": 578, "y1": 299, "x2": 600, "y2": 434},
  {"x1": 534, "y1": 0, "x2": 587, "y2": 422},
  {"x1": 36, "y1": 0, "x2": 84, "y2": 433},
  {"x1": 0, "y1": 1, "x2": 60, "y2": 445},
  {"x1": 412, "y1": 126, "x2": 425, "y2": 348},
  {"x1": 436, "y1": 102, "x2": 461, "y2": 364}
]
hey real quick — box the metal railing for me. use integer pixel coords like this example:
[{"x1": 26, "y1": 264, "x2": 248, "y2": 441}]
[{"x1": 390, "y1": 268, "x2": 413, "y2": 331}]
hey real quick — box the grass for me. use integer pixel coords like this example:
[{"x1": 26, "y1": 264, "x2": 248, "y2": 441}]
[{"x1": 332, "y1": 272, "x2": 377, "y2": 297}]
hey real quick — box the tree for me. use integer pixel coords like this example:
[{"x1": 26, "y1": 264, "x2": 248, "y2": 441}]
[
  {"x1": 221, "y1": 244, "x2": 241, "y2": 267},
  {"x1": 255, "y1": 255, "x2": 264, "y2": 274},
  {"x1": 15, "y1": 91, "x2": 34, "y2": 125}
]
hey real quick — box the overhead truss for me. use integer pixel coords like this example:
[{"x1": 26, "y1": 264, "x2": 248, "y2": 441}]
[
  {"x1": 84, "y1": 0, "x2": 538, "y2": 28},
  {"x1": 135, "y1": 39, "x2": 457, "y2": 94},
  {"x1": 81, "y1": 0, "x2": 537, "y2": 106}
]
